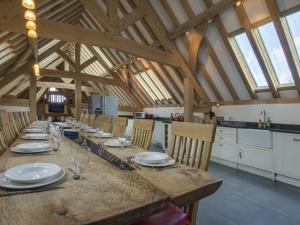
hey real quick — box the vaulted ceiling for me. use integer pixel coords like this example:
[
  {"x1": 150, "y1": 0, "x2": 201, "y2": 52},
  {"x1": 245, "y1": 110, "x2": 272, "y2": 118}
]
[{"x1": 0, "y1": 0, "x2": 300, "y2": 111}]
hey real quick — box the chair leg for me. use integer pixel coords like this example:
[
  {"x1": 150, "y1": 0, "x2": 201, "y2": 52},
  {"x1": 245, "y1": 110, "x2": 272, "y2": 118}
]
[{"x1": 187, "y1": 201, "x2": 199, "y2": 225}]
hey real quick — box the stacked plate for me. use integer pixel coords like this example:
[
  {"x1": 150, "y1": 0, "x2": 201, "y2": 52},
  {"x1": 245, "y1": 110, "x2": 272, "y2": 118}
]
[
  {"x1": 29, "y1": 121, "x2": 48, "y2": 129},
  {"x1": 11, "y1": 143, "x2": 51, "y2": 154},
  {"x1": 0, "y1": 163, "x2": 65, "y2": 189},
  {"x1": 99, "y1": 132, "x2": 113, "y2": 138},
  {"x1": 104, "y1": 139, "x2": 131, "y2": 147},
  {"x1": 86, "y1": 128, "x2": 97, "y2": 133},
  {"x1": 22, "y1": 133, "x2": 49, "y2": 140},
  {"x1": 25, "y1": 128, "x2": 46, "y2": 133},
  {"x1": 133, "y1": 152, "x2": 175, "y2": 167}
]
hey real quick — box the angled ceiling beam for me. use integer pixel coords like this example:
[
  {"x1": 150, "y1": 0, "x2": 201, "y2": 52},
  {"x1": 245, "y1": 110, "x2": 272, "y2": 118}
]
[
  {"x1": 0, "y1": 15, "x2": 179, "y2": 67},
  {"x1": 37, "y1": 81, "x2": 98, "y2": 93},
  {"x1": 203, "y1": 0, "x2": 257, "y2": 99},
  {"x1": 118, "y1": 8, "x2": 146, "y2": 32},
  {"x1": 107, "y1": 0, "x2": 119, "y2": 27},
  {"x1": 40, "y1": 69, "x2": 119, "y2": 86},
  {"x1": 79, "y1": 56, "x2": 97, "y2": 71},
  {"x1": 79, "y1": 0, "x2": 117, "y2": 33},
  {"x1": 204, "y1": 37, "x2": 239, "y2": 100},
  {"x1": 266, "y1": 0, "x2": 300, "y2": 96},
  {"x1": 56, "y1": 49, "x2": 76, "y2": 69},
  {"x1": 235, "y1": 2, "x2": 279, "y2": 98}
]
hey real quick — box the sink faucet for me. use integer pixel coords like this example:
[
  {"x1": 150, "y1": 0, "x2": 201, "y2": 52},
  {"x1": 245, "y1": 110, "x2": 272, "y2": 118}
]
[{"x1": 260, "y1": 108, "x2": 266, "y2": 128}]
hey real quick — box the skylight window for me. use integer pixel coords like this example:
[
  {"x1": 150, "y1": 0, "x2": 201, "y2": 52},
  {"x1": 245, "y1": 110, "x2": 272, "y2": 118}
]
[
  {"x1": 234, "y1": 33, "x2": 268, "y2": 87},
  {"x1": 286, "y1": 11, "x2": 300, "y2": 60},
  {"x1": 257, "y1": 22, "x2": 293, "y2": 85},
  {"x1": 135, "y1": 69, "x2": 172, "y2": 102}
]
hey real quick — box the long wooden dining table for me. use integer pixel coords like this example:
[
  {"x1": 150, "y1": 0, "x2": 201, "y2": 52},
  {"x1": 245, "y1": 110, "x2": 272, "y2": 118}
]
[{"x1": 0, "y1": 127, "x2": 222, "y2": 225}]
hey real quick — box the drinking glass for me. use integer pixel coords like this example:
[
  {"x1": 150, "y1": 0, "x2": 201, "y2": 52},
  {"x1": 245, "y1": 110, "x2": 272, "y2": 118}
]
[{"x1": 71, "y1": 146, "x2": 91, "y2": 180}]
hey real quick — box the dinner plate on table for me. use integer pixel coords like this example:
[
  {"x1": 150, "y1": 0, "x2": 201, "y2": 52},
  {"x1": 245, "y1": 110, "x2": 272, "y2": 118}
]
[
  {"x1": 86, "y1": 128, "x2": 97, "y2": 133},
  {"x1": 11, "y1": 143, "x2": 51, "y2": 153},
  {"x1": 133, "y1": 152, "x2": 175, "y2": 167},
  {"x1": 22, "y1": 133, "x2": 49, "y2": 140},
  {"x1": 0, "y1": 170, "x2": 65, "y2": 189},
  {"x1": 100, "y1": 133, "x2": 113, "y2": 138},
  {"x1": 4, "y1": 163, "x2": 62, "y2": 184},
  {"x1": 104, "y1": 139, "x2": 131, "y2": 147},
  {"x1": 25, "y1": 128, "x2": 47, "y2": 133}
]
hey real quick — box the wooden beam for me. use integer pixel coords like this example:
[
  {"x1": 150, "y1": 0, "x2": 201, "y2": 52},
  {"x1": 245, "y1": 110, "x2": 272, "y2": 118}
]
[
  {"x1": 0, "y1": 16, "x2": 179, "y2": 67},
  {"x1": 203, "y1": 0, "x2": 257, "y2": 99},
  {"x1": 235, "y1": 3, "x2": 279, "y2": 98},
  {"x1": 107, "y1": 0, "x2": 118, "y2": 27},
  {"x1": 36, "y1": 87, "x2": 47, "y2": 102},
  {"x1": 118, "y1": 106, "x2": 143, "y2": 112},
  {"x1": 40, "y1": 69, "x2": 119, "y2": 86},
  {"x1": 204, "y1": 37, "x2": 239, "y2": 100},
  {"x1": 184, "y1": 77, "x2": 193, "y2": 122},
  {"x1": 56, "y1": 49, "x2": 76, "y2": 69},
  {"x1": 36, "y1": 81, "x2": 97, "y2": 93},
  {"x1": 266, "y1": 0, "x2": 300, "y2": 96},
  {"x1": 212, "y1": 98, "x2": 300, "y2": 106},
  {"x1": 0, "y1": 98, "x2": 29, "y2": 107},
  {"x1": 29, "y1": 75, "x2": 37, "y2": 121},
  {"x1": 75, "y1": 43, "x2": 81, "y2": 121},
  {"x1": 118, "y1": 8, "x2": 146, "y2": 32},
  {"x1": 79, "y1": 56, "x2": 97, "y2": 71}
]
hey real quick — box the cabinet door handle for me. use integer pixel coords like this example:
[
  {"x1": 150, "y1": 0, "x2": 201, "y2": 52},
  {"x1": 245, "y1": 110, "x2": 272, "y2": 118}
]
[
  {"x1": 219, "y1": 144, "x2": 223, "y2": 147},
  {"x1": 238, "y1": 152, "x2": 242, "y2": 159},
  {"x1": 293, "y1": 138, "x2": 300, "y2": 142},
  {"x1": 219, "y1": 137, "x2": 224, "y2": 139}
]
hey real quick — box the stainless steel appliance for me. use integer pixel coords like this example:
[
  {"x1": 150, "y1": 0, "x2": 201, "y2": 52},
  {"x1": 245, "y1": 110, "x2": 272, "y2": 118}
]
[
  {"x1": 133, "y1": 112, "x2": 146, "y2": 119},
  {"x1": 88, "y1": 95, "x2": 118, "y2": 117}
]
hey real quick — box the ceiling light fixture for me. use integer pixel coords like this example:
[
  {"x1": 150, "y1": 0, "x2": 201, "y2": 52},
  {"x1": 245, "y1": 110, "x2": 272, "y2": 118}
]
[
  {"x1": 24, "y1": 9, "x2": 36, "y2": 21},
  {"x1": 22, "y1": 0, "x2": 35, "y2": 9},
  {"x1": 26, "y1": 20, "x2": 36, "y2": 30},
  {"x1": 28, "y1": 29, "x2": 37, "y2": 38},
  {"x1": 236, "y1": 1, "x2": 241, "y2": 6},
  {"x1": 33, "y1": 63, "x2": 40, "y2": 77}
]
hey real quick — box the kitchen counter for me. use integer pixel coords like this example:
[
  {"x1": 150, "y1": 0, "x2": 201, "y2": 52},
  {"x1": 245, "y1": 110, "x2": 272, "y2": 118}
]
[
  {"x1": 218, "y1": 120, "x2": 300, "y2": 134},
  {"x1": 119, "y1": 115, "x2": 172, "y2": 123}
]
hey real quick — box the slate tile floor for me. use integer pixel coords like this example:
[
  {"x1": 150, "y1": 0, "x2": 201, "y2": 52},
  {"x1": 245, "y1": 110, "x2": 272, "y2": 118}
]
[
  {"x1": 199, "y1": 162, "x2": 300, "y2": 225},
  {"x1": 149, "y1": 144, "x2": 300, "y2": 225}
]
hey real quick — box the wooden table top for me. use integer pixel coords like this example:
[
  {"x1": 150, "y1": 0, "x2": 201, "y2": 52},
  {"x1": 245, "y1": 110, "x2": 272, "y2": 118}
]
[
  {"x1": 0, "y1": 135, "x2": 169, "y2": 225},
  {"x1": 87, "y1": 135, "x2": 222, "y2": 206},
  {"x1": 0, "y1": 128, "x2": 222, "y2": 225}
]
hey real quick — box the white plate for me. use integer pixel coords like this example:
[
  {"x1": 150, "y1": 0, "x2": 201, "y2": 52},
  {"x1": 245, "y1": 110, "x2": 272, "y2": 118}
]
[
  {"x1": 0, "y1": 170, "x2": 65, "y2": 189},
  {"x1": 4, "y1": 163, "x2": 62, "y2": 184},
  {"x1": 22, "y1": 133, "x2": 49, "y2": 140},
  {"x1": 100, "y1": 133, "x2": 112, "y2": 138},
  {"x1": 133, "y1": 155, "x2": 175, "y2": 167},
  {"x1": 87, "y1": 128, "x2": 97, "y2": 133},
  {"x1": 16, "y1": 143, "x2": 50, "y2": 151},
  {"x1": 10, "y1": 147, "x2": 51, "y2": 154},
  {"x1": 135, "y1": 152, "x2": 169, "y2": 164},
  {"x1": 104, "y1": 139, "x2": 131, "y2": 147},
  {"x1": 25, "y1": 128, "x2": 46, "y2": 133}
]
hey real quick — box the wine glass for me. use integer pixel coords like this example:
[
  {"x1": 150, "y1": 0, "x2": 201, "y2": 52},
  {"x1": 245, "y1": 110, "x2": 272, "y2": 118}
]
[{"x1": 71, "y1": 146, "x2": 91, "y2": 180}]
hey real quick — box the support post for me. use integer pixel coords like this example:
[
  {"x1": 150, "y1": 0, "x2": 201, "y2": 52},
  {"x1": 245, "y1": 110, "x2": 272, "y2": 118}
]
[
  {"x1": 29, "y1": 74, "x2": 37, "y2": 121},
  {"x1": 184, "y1": 77, "x2": 193, "y2": 122},
  {"x1": 75, "y1": 76, "x2": 82, "y2": 121}
]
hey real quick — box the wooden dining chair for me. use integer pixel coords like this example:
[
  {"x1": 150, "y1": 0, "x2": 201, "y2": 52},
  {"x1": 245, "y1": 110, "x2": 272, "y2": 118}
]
[
  {"x1": 0, "y1": 112, "x2": 17, "y2": 146},
  {"x1": 13, "y1": 112, "x2": 23, "y2": 132},
  {"x1": 88, "y1": 114, "x2": 96, "y2": 127},
  {"x1": 98, "y1": 115, "x2": 113, "y2": 132},
  {"x1": 0, "y1": 129, "x2": 6, "y2": 155},
  {"x1": 133, "y1": 122, "x2": 216, "y2": 225},
  {"x1": 79, "y1": 112, "x2": 86, "y2": 123},
  {"x1": 22, "y1": 111, "x2": 30, "y2": 126},
  {"x1": 131, "y1": 119, "x2": 154, "y2": 150},
  {"x1": 8, "y1": 112, "x2": 20, "y2": 135},
  {"x1": 19, "y1": 112, "x2": 27, "y2": 128},
  {"x1": 83, "y1": 113, "x2": 90, "y2": 125},
  {"x1": 112, "y1": 117, "x2": 128, "y2": 137}
]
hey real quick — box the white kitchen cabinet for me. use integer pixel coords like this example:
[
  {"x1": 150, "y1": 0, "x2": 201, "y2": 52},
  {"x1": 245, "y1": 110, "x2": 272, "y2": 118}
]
[
  {"x1": 215, "y1": 127, "x2": 237, "y2": 144},
  {"x1": 212, "y1": 142, "x2": 237, "y2": 162},
  {"x1": 274, "y1": 132, "x2": 300, "y2": 179},
  {"x1": 238, "y1": 145, "x2": 274, "y2": 172}
]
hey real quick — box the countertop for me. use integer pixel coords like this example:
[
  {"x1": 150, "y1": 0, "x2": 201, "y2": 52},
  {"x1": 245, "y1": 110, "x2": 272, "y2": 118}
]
[{"x1": 218, "y1": 121, "x2": 300, "y2": 134}]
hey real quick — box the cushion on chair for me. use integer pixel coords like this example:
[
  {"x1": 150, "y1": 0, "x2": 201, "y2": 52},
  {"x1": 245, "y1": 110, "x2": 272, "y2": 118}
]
[{"x1": 132, "y1": 203, "x2": 189, "y2": 225}]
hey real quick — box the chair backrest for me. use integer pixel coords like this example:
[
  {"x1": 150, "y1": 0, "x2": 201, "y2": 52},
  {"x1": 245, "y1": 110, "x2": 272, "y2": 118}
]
[
  {"x1": 0, "y1": 129, "x2": 6, "y2": 155},
  {"x1": 0, "y1": 112, "x2": 16, "y2": 146},
  {"x1": 131, "y1": 119, "x2": 155, "y2": 150},
  {"x1": 13, "y1": 112, "x2": 23, "y2": 132},
  {"x1": 8, "y1": 112, "x2": 19, "y2": 136},
  {"x1": 70, "y1": 108, "x2": 76, "y2": 117},
  {"x1": 112, "y1": 117, "x2": 128, "y2": 137},
  {"x1": 22, "y1": 111, "x2": 30, "y2": 125},
  {"x1": 88, "y1": 114, "x2": 96, "y2": 127},
  {"x1": 80, "y1": 112, "x2": 86, "y2": 123},
  {"x1": 19, "y1": 112, "x2": 27, "y2": 128},
  {"x1": 98, "y1": 115, "x2": 113, "y2": 132},
  {"x1": 168, "y1": 122, "x2": 216, "y2": 171},
  {"x1": 83, "y1": 113, "x2": 90, "y2": 125}
]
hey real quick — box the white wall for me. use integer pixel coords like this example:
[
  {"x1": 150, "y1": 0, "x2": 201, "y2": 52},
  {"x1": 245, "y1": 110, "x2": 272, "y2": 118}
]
[
  {"x1": 144, "y1": 107, "x2": 183, "y2": 117},
  {"x1": 213, "y1": 104, "x2": 300, "y2": 125}
]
